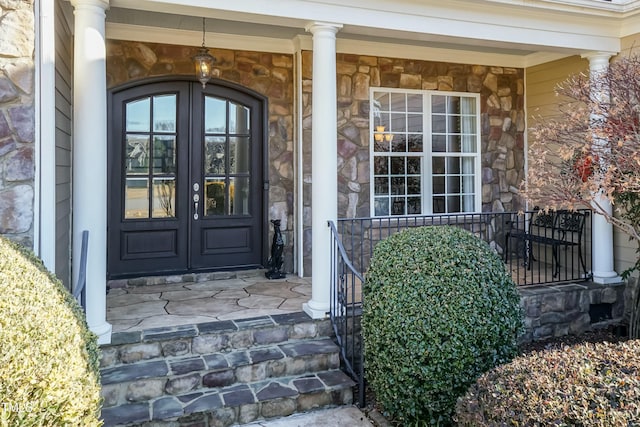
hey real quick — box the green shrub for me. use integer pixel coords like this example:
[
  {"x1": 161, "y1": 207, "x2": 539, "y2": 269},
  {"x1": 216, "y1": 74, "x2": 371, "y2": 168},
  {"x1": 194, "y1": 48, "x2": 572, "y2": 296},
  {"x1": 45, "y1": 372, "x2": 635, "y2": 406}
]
[
  {"x1": 455, "y1": 340, "x2": 640, "y2": 425},
  {"x1": 362, "y1": 226, "x2": 522, "y2": 425},
  {"x1": 0, "y1": 237, "x2": 102, "y2": 426}
]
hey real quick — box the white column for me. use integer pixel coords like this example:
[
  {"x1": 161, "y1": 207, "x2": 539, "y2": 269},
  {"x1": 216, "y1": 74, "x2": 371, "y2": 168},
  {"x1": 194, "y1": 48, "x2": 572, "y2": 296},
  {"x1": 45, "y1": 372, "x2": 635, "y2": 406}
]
[
  {"x1": 35, "y1": 0, "x2": 56, "y2": 271},
  {"x1": 303, "y1": 22, "x2": 342, "y2": 319},
  {"x1": 582, "y1": 51, "x2": 622, "y2": 284},
  {"x1": 70, "y1": 0, "x2": 112, "y2": 343}
]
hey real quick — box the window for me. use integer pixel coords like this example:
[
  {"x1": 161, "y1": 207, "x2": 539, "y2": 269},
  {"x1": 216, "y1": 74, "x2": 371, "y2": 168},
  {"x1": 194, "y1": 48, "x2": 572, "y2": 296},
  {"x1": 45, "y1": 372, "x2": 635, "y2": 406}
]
[{"x1": 371, "y1": 89, "x2": 481, "y2": 216}]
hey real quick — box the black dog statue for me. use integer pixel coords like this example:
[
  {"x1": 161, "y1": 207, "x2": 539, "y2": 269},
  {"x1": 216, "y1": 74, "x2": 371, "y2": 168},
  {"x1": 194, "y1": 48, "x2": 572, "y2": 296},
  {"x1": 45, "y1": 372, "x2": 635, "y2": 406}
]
[{"x1": 265, "y1": 219, "x2": 286, "y2": 279}]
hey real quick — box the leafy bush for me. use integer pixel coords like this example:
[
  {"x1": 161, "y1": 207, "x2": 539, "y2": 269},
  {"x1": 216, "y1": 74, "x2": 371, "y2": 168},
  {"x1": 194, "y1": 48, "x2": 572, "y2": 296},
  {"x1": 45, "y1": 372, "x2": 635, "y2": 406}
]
[
  {"x1": 455, "y1": 340, "x2": 640, "y2": 425},
  {"x1": 362, "y1": 226, "x2": 523, "y2": 425},
  {"x1": 0, "y1": 237, "x2": 102, "y2": 426}
]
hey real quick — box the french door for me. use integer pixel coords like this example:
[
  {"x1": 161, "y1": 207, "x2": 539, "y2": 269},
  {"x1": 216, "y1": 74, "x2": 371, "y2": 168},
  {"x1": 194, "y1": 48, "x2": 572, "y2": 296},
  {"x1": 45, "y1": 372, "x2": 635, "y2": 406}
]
[{"x1": 108, "y1": 80, "x2": 267, "y2": 278}]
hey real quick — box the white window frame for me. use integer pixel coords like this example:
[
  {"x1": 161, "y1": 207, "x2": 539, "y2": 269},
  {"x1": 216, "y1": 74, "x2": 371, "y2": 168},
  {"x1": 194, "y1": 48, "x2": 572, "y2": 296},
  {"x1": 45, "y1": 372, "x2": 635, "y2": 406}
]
[{"x1": 369, "y1": 87, "x2": 482, "y2": 217}]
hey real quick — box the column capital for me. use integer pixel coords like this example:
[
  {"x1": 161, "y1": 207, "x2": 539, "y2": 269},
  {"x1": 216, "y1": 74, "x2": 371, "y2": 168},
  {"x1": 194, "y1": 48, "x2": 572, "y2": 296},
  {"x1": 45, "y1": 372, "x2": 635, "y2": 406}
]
[
  {"x1": 305, "y1": 22, "x2": 343, "y2": 35},
  {"x1": 69, "y1": 0, "x2": 109, "y2": 11},
  {"x1": 581, "y1": 51, "x2": 616, "y2": 72}
]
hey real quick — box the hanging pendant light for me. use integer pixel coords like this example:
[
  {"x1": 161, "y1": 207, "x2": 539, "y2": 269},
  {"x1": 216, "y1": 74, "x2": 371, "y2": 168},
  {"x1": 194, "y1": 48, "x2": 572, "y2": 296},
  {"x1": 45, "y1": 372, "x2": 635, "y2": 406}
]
[{"x1": 193, "y1": 17, "x2": 215, "y2": 88}]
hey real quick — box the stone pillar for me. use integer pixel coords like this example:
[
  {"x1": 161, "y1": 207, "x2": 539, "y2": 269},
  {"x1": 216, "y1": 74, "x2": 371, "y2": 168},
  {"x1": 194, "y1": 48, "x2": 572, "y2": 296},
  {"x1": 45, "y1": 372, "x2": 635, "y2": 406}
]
[
  {"x1": 70, "y1": 0, "x2": 112, "y2": 343},
  {"x1": 303, "y1": 22, "x2": 342, "y2": 319},
  {"x1": 582, "y1": 51, "x2": 622, "y2": 285}
]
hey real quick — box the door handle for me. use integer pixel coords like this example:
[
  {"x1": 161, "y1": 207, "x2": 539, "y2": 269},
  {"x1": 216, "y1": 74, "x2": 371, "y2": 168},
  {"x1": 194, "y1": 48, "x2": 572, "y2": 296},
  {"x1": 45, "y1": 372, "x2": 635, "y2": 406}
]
[{"x1": 193, "y1": 194, "x2": 200, "y2": 220}]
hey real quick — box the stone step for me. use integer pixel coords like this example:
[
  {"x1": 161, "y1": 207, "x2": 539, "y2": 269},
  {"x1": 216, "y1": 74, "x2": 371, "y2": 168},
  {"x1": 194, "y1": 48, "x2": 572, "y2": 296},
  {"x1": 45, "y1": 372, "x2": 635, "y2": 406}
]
[
  {"x1": 100, "y1": 338, "x2": 340, "y2": 397},
  {"x1": 100, "y1": 313, "x2": 334, "y2": 368},
  {"x1": 101, "y1": 370, "x2": 355, "y2": 426}
]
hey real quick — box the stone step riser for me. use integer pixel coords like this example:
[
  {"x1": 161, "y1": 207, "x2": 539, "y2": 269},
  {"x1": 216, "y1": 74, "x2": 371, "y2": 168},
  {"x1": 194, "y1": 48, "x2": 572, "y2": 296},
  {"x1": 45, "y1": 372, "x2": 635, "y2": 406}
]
[
  {"x1": 99, "y1": 314, "x2": 354, "y2": 427},
  {"x1": 101, "y1": 342, "x2": 341, "y2": 408},
  {"x1": 101, "y1": 314, "x2": 334, "y2": 368},
  {"x1": 101, "y1": 374, "x2": 354, "y2": 427}
]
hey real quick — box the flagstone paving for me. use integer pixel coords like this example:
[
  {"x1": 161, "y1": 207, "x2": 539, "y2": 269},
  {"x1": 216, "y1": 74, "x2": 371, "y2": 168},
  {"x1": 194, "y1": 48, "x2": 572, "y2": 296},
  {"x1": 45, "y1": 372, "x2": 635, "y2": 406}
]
[{"x1": 107, "y1": 271, "x2": 312, "y2": 333}]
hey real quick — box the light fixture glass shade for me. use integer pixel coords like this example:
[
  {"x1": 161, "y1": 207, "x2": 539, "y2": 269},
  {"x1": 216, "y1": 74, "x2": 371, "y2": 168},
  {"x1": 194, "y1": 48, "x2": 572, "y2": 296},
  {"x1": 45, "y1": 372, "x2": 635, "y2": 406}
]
[{"x1": 193, "y1": 47, "x2": 215, "y2": 88}]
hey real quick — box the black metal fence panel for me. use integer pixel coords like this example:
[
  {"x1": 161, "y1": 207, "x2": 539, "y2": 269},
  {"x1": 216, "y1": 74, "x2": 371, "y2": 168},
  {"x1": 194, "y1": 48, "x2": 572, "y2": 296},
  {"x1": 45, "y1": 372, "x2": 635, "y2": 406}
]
[
  {"x1": 336, "y1": 209, "x2": 592, "y2": 287},
  {"x1": 328, "y1": 210, "x2": 592, "y2": 407}
]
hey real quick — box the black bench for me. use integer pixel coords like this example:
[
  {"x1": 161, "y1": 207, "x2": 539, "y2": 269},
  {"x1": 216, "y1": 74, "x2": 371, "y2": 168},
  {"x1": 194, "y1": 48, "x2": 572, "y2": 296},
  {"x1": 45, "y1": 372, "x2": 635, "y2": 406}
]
[{"x1": 505, "y1": 210, "x2": 589, "y2": 278}]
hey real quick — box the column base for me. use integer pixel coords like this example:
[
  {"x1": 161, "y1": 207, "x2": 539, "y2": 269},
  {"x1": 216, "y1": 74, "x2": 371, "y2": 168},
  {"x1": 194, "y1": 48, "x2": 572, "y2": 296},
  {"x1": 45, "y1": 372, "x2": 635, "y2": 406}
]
[
  {"x1": 303, "y1": 301, "x2": 329, "y2": 319},
  {"x1": 592, "y1": 271, "x2": 623, "y2": 285},
  {"x1": 90, "y1": 321, "x2": 112, "y2": 345}
]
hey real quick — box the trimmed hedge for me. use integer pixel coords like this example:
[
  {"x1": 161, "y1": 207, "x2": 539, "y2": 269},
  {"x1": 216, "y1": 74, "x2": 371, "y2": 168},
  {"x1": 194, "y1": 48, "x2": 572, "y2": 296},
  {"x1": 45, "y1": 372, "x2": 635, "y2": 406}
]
[
  {"x1": 455, "y1": 340, "x2": 640, "y2": 425},
  {"x1": 0, "y1": 237, "x2": 102, "y2": 426},
  {"x1": 362, "y1": 226, "x2": 523, "y2": 425}
]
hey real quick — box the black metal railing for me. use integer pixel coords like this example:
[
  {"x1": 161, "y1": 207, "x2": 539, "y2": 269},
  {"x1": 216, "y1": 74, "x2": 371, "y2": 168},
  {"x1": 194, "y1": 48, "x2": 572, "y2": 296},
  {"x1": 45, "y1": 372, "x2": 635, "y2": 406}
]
[
  {"x1": 328, "y1": 210, "x2": 592, "y2": 407},
  {"x1": 328, "y1": 220, "x2": 365, "y2": 407},
  {"x1": 336, "y1": 209, "x2": 592, "y2": 287},
  {"x1": 72, "y1": 230, "x2": 88, "y2": 311}
]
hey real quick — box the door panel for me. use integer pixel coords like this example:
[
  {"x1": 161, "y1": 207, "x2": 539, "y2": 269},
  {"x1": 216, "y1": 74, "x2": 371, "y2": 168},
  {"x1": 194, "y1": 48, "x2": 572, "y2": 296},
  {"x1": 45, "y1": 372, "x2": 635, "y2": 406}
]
[
  {"x1": 190, "y1": 85, "x2": 263, "y2": 269},
  {"x1": 109, "y1": 82, "x2": 190, "y2": 277},
  {"x1": 108, "y1": 80, "x2": 265, "y2": 278},
  {"x1": 121, "y1": 230, "x2": 178, "y2": 258}
]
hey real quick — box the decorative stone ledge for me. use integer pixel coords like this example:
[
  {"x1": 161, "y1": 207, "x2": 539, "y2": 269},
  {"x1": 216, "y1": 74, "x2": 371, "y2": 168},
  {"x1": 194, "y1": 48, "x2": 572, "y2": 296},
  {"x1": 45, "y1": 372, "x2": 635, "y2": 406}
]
[{"x1": 519, "y1": 281, "x2": 626, "y2": 342}]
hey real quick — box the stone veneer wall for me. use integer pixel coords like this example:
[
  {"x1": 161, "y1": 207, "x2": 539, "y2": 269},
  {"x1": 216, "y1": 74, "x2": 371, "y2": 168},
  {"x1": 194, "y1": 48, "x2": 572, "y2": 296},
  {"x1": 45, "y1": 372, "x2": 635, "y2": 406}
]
[
  {"x1": 0, "y1": 1, "x2": 35, "y2": 248},
  {"x1": 301, "y1": 52, "x2": 526, "y2": 274},
  {"x1": 519, "y1": 281, "x2": 625, "y2": 342},
  {"x1": 106, "y1": 41, "x2": 295, "y2": 272}
]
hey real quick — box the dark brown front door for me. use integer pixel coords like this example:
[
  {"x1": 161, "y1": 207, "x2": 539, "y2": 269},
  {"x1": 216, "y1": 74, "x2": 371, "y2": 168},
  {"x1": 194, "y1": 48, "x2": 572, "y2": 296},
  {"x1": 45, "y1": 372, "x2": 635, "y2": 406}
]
[{"x1": 108, "y1": 80, "x2": 267, "y2": 278}]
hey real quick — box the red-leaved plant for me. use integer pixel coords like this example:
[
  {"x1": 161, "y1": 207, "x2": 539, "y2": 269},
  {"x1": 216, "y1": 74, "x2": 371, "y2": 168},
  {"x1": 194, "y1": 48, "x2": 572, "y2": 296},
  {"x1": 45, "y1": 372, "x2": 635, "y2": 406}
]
[{"x1": 522, "y1": 54, "x2": 640, "y2": 337}]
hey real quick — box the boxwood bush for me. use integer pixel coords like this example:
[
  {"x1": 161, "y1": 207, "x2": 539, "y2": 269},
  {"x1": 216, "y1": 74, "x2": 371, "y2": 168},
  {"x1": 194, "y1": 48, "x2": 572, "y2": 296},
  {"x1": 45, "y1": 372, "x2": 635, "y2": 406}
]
[
  {"x1": 455, "y1": 340, "x2": 640, "y2": 425},
  {"x1": 362, "y1": 226, "x2": 522, "y2": 425},
  {"x1": 0, "y1": 237, "x2": 102, "y2": 426}
]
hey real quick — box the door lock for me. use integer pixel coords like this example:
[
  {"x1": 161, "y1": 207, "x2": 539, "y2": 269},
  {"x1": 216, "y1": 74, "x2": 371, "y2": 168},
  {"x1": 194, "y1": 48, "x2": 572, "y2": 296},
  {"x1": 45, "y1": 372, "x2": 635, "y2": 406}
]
[{"x1": 193, "y1": 183, "x2": 200, "y2": 220}]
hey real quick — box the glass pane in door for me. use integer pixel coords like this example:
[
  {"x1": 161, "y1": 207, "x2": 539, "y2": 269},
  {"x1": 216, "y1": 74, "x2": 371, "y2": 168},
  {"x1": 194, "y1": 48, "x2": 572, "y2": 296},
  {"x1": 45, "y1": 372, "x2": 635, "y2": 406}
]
[
  {"x1": 205, "y1": 178, "x2": 226, "y2": 216},
  {"x1": 205, "y1": 136, "x2": 226, "y2": 175},
  {"x1": 229, "y1": 103, "x2": 250, "y2": 134},
  {"x1": 126, "y1": 98, "x2": 150, "y2": 132},
  {"x1": 229, "y1": 137, "x2": 249, "y2": 174},
  {"x1": 205, "y1": 97, "x2": 226, "y2": 133},
  {"x1": 230, "y1": 177, "x2": 250, "y2": 215},
  {"x1": 152, "y1": 177, "x2": 175, "y2": 218},
  {"x1": 153, "y1": 95, "x2": 176, "y2": 132},
  {"x1": 125, "y1": 178, "x2": 149, "y2": 218},
  {"x1": 153, "y1": 136, "x2": 176, "y2": 174},
  {"x1": 126, "y1": 136, "x2": 149, "y2": 173}
]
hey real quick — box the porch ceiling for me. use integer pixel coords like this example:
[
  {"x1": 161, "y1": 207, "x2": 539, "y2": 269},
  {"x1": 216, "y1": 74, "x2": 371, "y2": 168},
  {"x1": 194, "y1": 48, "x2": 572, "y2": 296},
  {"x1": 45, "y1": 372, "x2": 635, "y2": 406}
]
[{"x1": 106, "y1": 0, "x2": 636, "y2": 67}]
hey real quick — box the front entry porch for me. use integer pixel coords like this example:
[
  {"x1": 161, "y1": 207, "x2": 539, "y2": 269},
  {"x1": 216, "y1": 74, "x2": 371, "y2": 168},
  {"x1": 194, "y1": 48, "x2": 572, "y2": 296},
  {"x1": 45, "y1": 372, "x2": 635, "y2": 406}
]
[{"x1": 107, "y1": 270, "x2": 311, "y2": 333}]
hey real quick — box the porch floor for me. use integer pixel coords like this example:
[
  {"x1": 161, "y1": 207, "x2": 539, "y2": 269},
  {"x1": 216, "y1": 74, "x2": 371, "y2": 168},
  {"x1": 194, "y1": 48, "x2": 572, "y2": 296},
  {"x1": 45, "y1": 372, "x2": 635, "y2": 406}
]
[
  {"x1": 107, "y1": 270, "x2": 311, "y2": 333},
  {"x1": 106, "y1": 261, "x2": 581, "y2": 334}
]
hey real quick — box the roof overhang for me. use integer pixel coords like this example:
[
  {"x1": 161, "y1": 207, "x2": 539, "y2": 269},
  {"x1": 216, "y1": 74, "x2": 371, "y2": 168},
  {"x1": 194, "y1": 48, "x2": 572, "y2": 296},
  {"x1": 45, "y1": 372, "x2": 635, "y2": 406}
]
[{"x1": 105, "y1": 0, "x2": 640, "y2": 67}]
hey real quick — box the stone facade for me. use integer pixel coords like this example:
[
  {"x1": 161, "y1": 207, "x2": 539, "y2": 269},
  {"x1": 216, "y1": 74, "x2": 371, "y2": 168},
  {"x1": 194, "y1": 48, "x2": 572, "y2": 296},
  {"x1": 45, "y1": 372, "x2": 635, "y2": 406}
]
[
  {"x1": 106, "y1": 43, "x2": 527, "y2": 276},
  {"x1": 0, "y1": 0, "x2": 35, "y2": 247},
  {"x1": 301, "y1": 52, "x2": 525, "y2": 274},
  {"x1": 106, "y1": 41, "x2": 295, "y2": 272}
]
